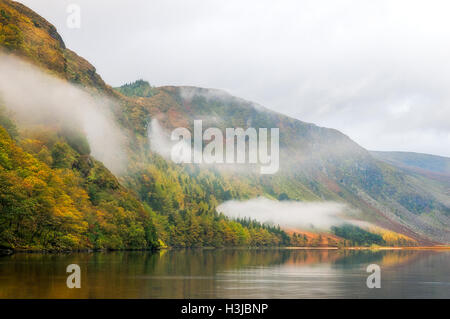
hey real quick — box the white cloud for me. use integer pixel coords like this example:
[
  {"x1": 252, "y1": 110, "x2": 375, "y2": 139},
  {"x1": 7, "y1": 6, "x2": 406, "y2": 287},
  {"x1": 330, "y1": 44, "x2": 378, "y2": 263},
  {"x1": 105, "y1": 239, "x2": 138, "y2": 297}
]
[
  {"x1": 217, "y1": 197, "x2": 350, "y2": 230},
  {"x1": 0, "y1": 53, "x2": 128, "y2": 174}
]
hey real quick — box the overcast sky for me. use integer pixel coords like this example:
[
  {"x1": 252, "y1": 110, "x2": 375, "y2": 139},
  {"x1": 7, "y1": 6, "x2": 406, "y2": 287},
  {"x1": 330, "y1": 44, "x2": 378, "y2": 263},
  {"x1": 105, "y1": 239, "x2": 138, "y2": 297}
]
[{"x1": 19, "y1": 0, "x2": 450, "y2": 157}]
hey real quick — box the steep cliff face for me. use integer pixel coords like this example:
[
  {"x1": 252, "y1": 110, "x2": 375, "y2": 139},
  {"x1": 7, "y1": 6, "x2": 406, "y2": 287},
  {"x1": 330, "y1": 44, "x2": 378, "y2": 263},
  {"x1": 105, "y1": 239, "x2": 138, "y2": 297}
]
[
  {"x1": 1, "y1": 0, "x2": 449, "y2": 247},
  {"x1": 0, "y1": 0, "x2": 109, "y2": 91}
]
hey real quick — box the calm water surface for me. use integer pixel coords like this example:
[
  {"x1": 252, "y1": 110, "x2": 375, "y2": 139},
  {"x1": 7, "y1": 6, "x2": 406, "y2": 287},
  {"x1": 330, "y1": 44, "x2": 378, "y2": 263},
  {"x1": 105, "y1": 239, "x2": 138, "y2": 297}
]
[{"x1": 0, "y1": 249, "x2": 449, "y2": 298}]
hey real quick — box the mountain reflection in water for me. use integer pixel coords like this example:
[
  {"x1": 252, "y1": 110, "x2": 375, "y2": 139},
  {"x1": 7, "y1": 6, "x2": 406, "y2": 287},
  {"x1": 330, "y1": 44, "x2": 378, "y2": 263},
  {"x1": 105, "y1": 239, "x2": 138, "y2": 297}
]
[{"x1": 0, "y1": 249, "x2": 449, "y2": 298}]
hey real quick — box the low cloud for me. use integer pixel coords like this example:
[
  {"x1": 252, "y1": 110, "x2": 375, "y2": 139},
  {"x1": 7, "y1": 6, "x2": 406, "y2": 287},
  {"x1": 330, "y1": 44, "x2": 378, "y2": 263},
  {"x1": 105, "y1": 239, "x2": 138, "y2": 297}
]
[
  {"x1": 148, "y1": 118, "x2": 280, "y2": 174},
  {"x1": 148, "y1": 118, "x2": 173, "y2": 159},
  {"x1": 0, "y1": 53, "x2": 128, "y2": 174},
  {"x1": 148, "y1": 118, "x2": 201, "y2": 161},
  {"x1": 217, "y1": 197, "x2": 350, "y2": 230}
]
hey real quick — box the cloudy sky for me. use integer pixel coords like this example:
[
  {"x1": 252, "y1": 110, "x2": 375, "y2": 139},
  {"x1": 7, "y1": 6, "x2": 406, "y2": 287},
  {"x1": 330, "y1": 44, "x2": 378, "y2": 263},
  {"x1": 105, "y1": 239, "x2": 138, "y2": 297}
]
[{"x1": 20, "y1": 0, "x2": 450, "y2": 156}]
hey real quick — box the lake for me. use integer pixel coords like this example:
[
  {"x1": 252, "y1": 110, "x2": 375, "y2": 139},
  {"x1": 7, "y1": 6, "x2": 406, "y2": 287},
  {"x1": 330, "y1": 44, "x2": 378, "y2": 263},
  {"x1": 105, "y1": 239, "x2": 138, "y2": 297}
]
[{"x1": 0, "y1": 249, "x2": 449, "y2": 298}]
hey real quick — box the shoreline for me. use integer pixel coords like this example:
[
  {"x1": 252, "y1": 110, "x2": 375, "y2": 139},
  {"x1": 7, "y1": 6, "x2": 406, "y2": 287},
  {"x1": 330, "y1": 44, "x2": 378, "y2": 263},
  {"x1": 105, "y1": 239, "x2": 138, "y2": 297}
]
[
  {"x1": 284, "y1": 246, "x2": 450, "y2": 250},
  {"x1": 2, "y1": 246, "x2": 450, "y2": 256}
]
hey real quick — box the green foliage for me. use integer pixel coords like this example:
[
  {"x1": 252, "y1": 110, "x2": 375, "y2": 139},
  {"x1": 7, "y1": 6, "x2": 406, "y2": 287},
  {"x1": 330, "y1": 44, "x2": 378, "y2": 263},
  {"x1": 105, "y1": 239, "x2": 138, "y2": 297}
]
[
  {"x1": 51, "y1": 142, "x2": 76, "y2": 169},
  {"x1": 278, "y1": 192, "x2": 290, "y2": 201},
  {"x1": 0, "y1": 8, "x2": 11, "y2": 21},
  {"x1": 331, "y1": 224, "x2": 385, "y2": 246},
  {"x1": 123, "y1": 152, "x2": 291, "y2": 247},
  {"x1": 398, "y1": 193, "x2": 434, "y2": 215},
  {"x1": 0, "y1": 123, "x2": 158, "y2": 251},
  {"x1": 61, "y1": 127, "x2": 91, "y2": 155},
  {"x1": 115, "y1": 80, "x2": 155, "y2": 98},
  {"x1": 0, "y1": 104, "x2": 18, "y2": 139},
  {"x1": 0, "y1": 23, "x2": 23, "y2": 50}
]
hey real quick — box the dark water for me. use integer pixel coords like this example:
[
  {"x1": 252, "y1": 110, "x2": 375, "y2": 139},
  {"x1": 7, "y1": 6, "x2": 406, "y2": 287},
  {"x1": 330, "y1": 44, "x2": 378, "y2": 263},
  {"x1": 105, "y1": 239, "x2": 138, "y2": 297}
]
[{"x1": 0, "y1": 249, "x2": 449, "y2": 298}]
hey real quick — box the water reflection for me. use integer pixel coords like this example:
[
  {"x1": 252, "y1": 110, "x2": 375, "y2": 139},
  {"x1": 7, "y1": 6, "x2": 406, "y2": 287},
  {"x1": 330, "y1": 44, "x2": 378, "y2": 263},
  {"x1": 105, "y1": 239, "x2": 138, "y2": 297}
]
[{"x1": 0, "y1": 249, "x2": 449, "y2": 298}]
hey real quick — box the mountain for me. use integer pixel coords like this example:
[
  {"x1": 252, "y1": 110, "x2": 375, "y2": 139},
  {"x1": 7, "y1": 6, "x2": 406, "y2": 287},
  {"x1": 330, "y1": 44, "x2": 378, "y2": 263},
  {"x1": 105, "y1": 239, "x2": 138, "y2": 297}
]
[
  {"x1": 371, "y1": 151, "x2": 450, "y2": 178},
  {"x1": 124, "y1": 84, "x2": 450, "y2": 244},
  {"x1": 0, "y1": 0, "x2": 449, "y2": 249}
]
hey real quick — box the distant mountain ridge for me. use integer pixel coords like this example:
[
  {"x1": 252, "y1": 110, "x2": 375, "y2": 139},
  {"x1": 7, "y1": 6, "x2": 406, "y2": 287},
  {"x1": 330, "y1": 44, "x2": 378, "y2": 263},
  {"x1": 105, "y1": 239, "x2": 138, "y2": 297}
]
[{"x1": 371, "y1": 151, "x2": 450, "y2": 177}]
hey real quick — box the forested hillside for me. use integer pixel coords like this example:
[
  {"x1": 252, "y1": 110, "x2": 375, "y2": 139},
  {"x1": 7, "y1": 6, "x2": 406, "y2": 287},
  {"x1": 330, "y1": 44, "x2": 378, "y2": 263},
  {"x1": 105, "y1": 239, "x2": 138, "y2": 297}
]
[
  {"x1": 0, "y1": 0, "x2": 449, "y2": 251},
  {"x1": 0, "y1": 0, "x2": 293, "y2": 250}
]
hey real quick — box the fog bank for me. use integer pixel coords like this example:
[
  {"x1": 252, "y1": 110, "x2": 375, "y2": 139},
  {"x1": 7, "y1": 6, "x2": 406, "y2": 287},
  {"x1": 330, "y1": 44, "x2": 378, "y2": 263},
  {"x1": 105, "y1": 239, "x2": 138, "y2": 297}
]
[
  {"x1": 217, "y1": 197, "x2": 350, "y2": 230},
  {"x1": 0, "y1": 53, "x2": 127, "y2": 174}
]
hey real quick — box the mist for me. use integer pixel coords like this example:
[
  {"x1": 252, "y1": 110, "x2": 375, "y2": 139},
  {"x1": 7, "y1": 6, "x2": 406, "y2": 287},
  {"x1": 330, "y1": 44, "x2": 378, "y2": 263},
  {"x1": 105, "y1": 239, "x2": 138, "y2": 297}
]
[
  {"x1": 148, "y1": 118, "x2": 202, "y2": 161},
  {"x1": 148, "y1": 118, "x2": 173, "y2": 159},
  {"x1": 148, "y1": 118, "x2": 279, "y2": 174},
  {"x1": 179, "y1": 86, "x2": 271, "y2": 115},
  {"x1": 0, "y1": 53, "x2": 127, "y2": 174},
  {"x1": 217, "y1": 197, "x2": 351, "y2": 230},
  {"x1": 148, "y1": 118, "x2": 228, "y2": 167}
]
